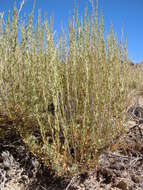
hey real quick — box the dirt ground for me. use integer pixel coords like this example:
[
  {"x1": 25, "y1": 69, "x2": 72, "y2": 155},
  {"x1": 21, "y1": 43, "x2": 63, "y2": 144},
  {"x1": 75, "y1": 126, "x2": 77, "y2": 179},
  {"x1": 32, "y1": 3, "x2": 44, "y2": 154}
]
[{"x1": 1, "y1": 95, "x2": 143, "y2": 190}]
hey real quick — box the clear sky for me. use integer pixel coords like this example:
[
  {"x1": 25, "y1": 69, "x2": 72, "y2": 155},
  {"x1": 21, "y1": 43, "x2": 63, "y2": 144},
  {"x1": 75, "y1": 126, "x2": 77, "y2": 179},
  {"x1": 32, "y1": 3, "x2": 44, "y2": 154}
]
[{"x1": 0, "y1": 0, "x2": 142, "y2": 63}]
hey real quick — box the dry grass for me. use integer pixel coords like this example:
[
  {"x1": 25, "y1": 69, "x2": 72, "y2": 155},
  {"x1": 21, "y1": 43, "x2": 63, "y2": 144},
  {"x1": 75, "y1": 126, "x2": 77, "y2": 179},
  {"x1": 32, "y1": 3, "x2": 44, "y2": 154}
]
[{"x1": 0, "y1": 1, "x2": 143, "y2": 176}]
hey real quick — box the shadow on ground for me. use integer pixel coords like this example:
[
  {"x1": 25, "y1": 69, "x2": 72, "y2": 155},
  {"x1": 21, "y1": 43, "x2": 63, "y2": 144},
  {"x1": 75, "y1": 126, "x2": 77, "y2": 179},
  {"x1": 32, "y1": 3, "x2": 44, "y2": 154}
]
[{"x1": 0, "y1": 128, "x2": 76, "y2": 190}]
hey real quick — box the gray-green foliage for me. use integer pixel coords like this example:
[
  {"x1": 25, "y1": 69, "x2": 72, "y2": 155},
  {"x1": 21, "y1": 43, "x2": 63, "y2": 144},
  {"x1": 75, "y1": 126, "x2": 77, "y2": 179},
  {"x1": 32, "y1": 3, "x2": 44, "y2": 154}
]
[{"x1": 0, "y1": 1, "x2": 139, "y2": 175}]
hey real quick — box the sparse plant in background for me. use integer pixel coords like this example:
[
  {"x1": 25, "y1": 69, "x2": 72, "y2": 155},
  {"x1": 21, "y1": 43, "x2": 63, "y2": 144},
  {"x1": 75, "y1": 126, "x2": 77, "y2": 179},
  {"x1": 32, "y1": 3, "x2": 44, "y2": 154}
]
[{"x1": 0, "y1": 0, "x2": 142, "y2": 176}]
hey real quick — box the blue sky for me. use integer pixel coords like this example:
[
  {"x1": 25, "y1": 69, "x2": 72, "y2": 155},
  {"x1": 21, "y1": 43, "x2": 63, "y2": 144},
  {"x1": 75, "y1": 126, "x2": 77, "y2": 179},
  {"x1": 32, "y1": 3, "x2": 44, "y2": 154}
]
[{"x1": 0, "y1": 0, "x2": 142, "y2": 62}]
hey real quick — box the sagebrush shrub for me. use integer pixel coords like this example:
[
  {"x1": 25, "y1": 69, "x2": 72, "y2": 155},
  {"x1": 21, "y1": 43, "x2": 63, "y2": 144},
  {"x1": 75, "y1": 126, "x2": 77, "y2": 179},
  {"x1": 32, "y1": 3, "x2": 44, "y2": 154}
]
[{"x1": 0, "y1": 1, "x2": 141, "y2": 175}]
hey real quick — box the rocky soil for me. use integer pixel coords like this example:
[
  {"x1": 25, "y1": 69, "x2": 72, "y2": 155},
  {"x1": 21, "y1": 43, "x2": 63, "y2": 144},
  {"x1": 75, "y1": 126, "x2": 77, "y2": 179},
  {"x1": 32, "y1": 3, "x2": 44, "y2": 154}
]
[{"x1": 1, "y1": 94, "x2": 143, "y2": 190}]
